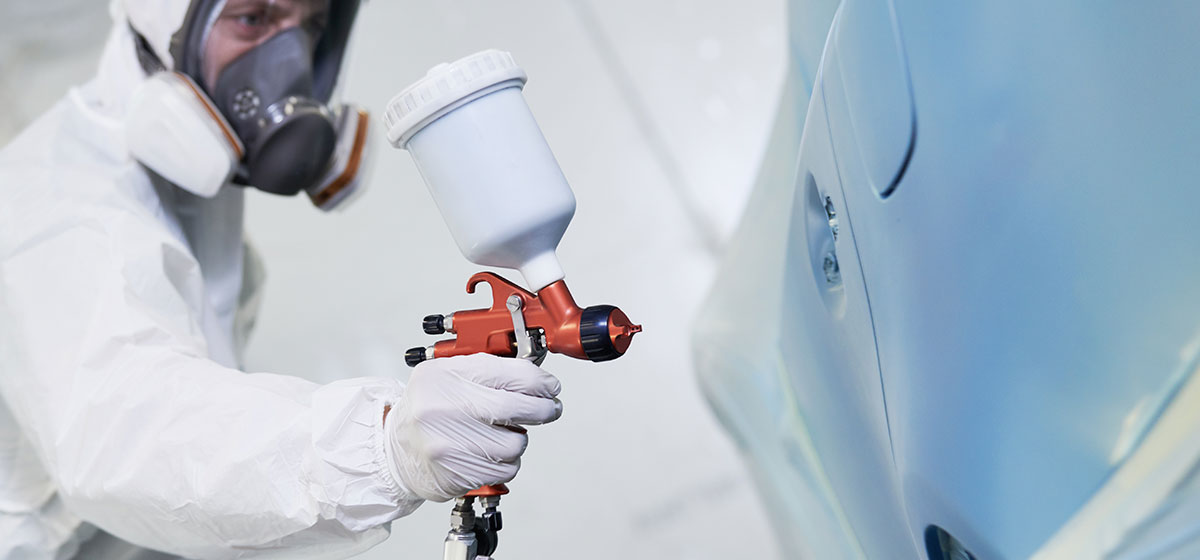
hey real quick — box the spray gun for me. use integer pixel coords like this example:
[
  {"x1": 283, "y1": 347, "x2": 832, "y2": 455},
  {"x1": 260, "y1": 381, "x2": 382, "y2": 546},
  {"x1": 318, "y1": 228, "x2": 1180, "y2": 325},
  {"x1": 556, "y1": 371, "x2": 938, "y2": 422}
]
[{"x1": 384, "y1": 50, "x2": 641, "y2": 560}]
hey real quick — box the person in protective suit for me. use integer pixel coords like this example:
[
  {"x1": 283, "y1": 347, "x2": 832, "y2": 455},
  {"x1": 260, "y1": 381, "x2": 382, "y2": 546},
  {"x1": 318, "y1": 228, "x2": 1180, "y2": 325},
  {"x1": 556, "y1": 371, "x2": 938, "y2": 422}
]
[{"x1": 0, "y1": 1, "x2": 563, "y2": 558}]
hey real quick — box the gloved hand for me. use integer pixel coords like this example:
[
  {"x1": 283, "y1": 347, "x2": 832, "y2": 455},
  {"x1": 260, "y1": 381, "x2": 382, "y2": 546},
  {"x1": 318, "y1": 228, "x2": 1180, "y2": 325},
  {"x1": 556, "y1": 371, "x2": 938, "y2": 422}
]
[{"x1": 385, "y1": 353, "x2": 563, "y2": 502}]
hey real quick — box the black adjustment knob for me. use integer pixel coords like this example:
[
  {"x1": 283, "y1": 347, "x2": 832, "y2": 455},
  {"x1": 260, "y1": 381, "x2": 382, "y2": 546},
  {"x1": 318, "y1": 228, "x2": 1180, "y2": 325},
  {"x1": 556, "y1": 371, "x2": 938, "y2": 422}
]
[
  {"x1": 473, "y1": 517, "x2": 499, "y2": 557},
  {"x1": 482, "y1": 509, "x2": 502, "y2": 532},
  {"x1": 405, "y1": 347, "x2": 428, "y2": 367},
  {"x1": 422, "y1": 314, "x2": 445, "y2": 335},
  {"x1": 579, "y1": 305, "x2": 620, "y2": 362}
]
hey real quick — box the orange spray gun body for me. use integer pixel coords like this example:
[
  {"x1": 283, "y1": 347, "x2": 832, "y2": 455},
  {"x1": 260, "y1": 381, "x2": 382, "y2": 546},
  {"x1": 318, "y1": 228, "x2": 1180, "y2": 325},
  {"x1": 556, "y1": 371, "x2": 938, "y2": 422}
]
[
  {"x1": 404, "y1": 271, "x2": 641, "y2": 503},
  {"x1": 405, "y1": 272, "x2": 641, "y2": 367},
  {"x1": 403, "y1": 272, "x2": 641, "y2": 560}
]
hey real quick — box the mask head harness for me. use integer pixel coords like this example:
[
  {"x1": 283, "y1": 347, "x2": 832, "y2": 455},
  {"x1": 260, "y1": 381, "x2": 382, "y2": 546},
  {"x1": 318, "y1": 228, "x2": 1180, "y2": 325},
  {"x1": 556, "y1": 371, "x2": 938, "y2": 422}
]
[{"x1": 129, "y1": 0, "x2": 370, "y2": 209}]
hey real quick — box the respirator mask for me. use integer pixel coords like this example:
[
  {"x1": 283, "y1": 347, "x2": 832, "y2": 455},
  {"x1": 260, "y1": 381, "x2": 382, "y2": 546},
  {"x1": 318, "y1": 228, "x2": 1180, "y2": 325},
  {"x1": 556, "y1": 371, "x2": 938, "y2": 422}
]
[{"x1": 126, "y1": 0, "x2": 370, "y2": 210}]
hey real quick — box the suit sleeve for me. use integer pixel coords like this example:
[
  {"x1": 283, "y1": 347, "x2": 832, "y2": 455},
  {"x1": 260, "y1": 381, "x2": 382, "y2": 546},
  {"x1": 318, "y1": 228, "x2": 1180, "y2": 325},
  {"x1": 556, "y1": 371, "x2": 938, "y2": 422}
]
[{"x1": 0, "y1": 174, "x2": 423, "y2": 558}]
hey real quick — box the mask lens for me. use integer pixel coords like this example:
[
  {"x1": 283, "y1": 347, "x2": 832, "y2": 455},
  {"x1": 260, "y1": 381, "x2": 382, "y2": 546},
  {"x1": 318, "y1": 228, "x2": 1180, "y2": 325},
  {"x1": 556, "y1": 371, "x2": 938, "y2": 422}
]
[{"x1": 202, "y1": 0, "x2": 331, "y2": 89}]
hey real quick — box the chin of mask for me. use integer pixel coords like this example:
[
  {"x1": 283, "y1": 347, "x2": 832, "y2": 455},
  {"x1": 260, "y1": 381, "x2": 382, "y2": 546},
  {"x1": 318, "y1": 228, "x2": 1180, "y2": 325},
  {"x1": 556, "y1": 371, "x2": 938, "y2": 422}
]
[{"x1": 126, "y1": 8, "x2": 370, "y2": 211}]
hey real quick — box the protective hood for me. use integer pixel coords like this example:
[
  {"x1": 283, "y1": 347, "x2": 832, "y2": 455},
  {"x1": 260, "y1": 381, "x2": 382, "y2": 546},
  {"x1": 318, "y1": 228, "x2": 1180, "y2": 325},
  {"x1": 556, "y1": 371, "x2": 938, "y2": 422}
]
[
  {"x1": 117, "y1": 0, "x2": 191, "y2": 70},
  {"x1": 113, "y1": 0, "x2": 370, "y2": 206}
]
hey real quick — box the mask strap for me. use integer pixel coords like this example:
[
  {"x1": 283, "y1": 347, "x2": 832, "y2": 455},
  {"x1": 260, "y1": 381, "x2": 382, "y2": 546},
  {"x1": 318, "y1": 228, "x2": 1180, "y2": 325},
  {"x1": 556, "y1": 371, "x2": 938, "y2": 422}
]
[
  {"x1": 196, "y1": 0, "x2": 228, "y2": 74},
  {"x1": 168, "y1": 0, "x2": 227, "y2": 86},
  {"x1": 131, "y1": 24, "x2": 166, "y2": 75}
]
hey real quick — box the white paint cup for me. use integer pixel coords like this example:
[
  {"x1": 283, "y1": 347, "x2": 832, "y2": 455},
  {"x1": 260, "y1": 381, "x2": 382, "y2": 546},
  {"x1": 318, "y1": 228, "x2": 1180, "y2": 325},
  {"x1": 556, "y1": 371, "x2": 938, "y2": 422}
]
[{"x1": 385, "y1": 50, "x2": 576, "y2": 291}]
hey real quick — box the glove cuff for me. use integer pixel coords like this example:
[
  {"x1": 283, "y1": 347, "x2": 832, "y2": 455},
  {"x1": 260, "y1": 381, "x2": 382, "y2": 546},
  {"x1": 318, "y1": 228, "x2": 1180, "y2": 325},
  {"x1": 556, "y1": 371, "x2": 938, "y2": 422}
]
[{"x1": 310, "y1": 377, "x2": 424, "y2": 531}]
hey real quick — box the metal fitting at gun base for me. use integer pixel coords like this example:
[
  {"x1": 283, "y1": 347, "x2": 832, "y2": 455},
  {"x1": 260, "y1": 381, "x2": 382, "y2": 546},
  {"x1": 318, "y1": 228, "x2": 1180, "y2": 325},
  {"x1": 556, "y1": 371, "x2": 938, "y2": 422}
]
[
  {"x1": 443, "y1": 530, "x2": 477, "y2": 560},
  {"x1": 449, "y1": 497, "x2": 475, "y2": 531},
  {"x1": 444, "y1": 497, "x2": 479, "y2": 560},
  {"x1": 479, "y1": 495, "x2": 503, "y2": 532}
]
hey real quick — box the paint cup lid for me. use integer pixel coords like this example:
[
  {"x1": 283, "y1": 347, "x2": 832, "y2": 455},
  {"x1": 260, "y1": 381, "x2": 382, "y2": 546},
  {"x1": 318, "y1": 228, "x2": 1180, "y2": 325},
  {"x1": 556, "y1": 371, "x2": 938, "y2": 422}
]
[{"x1": 384, "y1": 49, "x2": 528, "y2": 148}]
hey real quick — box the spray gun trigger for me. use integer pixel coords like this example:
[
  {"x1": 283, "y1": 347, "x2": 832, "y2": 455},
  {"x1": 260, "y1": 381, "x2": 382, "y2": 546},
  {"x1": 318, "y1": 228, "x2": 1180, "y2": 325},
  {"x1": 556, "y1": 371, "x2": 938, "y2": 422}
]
[
  {"x1": 506, "y1": 294, "x2": 548, "y2": 365},
  {"x1": 507, "y1": 295, "x2": 531, "y2": 359}
]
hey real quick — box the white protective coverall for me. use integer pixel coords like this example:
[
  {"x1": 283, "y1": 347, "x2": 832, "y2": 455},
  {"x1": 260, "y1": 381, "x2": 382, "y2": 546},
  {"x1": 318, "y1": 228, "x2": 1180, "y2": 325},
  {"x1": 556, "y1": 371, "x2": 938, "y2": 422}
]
[{"x1": 0, "y1": 2, "x2": 425, "y2": 558}]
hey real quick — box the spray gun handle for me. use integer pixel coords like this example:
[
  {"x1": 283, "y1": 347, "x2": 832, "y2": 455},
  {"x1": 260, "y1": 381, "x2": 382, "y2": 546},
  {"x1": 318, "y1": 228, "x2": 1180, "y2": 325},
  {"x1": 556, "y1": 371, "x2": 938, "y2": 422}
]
[{"x1": 466, "y1": 482, "x2": 513, "y2": 498}]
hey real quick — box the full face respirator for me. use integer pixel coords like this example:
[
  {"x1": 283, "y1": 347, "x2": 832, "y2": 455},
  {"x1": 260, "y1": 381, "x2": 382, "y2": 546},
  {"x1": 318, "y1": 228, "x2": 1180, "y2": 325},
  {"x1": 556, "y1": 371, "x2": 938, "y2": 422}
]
[{"x1": 125, "y1": 0, "x2": 370, "y2": 210}]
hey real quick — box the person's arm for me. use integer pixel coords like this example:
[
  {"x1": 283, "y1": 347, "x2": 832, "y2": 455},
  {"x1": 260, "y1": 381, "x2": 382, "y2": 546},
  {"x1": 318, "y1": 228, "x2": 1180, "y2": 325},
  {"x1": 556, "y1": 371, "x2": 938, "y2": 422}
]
[{"x1": 0, "y1": 181, "x2": 417, "y2": 558}]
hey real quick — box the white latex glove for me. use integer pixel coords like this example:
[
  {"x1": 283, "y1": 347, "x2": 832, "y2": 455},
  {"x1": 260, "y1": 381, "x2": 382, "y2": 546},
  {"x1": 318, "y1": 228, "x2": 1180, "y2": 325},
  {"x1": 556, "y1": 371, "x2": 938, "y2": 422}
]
[{"x1": 385, "y1": 353, "x2": 563, "y2": 502}]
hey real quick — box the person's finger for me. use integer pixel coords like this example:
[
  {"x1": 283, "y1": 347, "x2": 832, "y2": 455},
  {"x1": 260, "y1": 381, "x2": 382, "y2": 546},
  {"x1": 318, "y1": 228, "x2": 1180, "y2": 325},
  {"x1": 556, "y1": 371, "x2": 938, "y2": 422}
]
[
  {"x1": 433, "y1": 353, "x2": 561, "y2": 398},
  {"x1": 459, "y1": 385, "x2": 564, "y2": 426},
  {"x1": 468, "y1": 424, "x2": 529, "y2": 463},
  {"x1": 441, "y1": 455, "x2": 522, "y2": 491},
  {"x1": 474, "y1": 458, "x2": 520, "y2": 486}
]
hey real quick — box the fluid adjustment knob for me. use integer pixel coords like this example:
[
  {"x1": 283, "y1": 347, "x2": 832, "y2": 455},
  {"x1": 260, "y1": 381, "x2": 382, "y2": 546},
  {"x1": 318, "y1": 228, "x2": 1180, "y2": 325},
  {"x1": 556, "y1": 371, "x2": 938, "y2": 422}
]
[
  {"x1": 405, "y1": 347, "x2": 429, "y2": 367},
  {"x1": 423, "y1": 314, "x2": 446, "y2": 334}
]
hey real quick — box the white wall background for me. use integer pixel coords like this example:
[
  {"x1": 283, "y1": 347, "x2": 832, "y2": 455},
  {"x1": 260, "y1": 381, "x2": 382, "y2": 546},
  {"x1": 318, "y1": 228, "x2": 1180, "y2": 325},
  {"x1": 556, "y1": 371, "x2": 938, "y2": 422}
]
[{"x1": 0, "y1": 1, "x2": 787, "y2": 558}]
